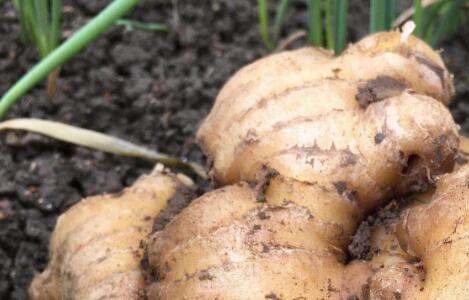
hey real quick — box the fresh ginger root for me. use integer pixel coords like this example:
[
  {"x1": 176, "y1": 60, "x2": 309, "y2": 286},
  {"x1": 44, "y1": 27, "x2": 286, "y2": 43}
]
[
  {"x1": 197, "y1": 32, "x2": 457, "y2": 208},
  {"x1": 31, "y1": 31, "x2": 467, "y2": 299},
  {"x1": 368, "y1": 165, "x2": 469, "y2": 299},
  {"x1": 148, "y1": 32, "x2": 461, "y2": 299},
  {"x1": 395, "y1": 165, "x2": 469, "y2": 299},
  {"x1": 29, "y1": 166, "x2": 193, "y2": 300},
  {"x1": 148, "y1": 178, "x2": 374, "y2": 299}
]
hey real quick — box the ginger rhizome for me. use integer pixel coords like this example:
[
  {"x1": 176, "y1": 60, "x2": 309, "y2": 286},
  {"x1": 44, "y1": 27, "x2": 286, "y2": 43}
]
[
  {"x1": 31, "y1": 32, "x2": 467, "y2": 300},
  {"x1": 368, "y1": 165, "x2": 469, "y2": 299},
  {"x1": 30, "y1": 168, "x2": 193, "y2": 300},
  {"x1": 149, "y1": 32, "x2": 462, "y2": 299}
]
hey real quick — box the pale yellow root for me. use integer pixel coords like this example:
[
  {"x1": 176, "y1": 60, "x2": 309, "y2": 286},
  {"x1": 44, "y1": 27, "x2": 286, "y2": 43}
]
[
  {"x1": 368, "y1": 165, "x2": 469, "y2": 299},
  {"x1": 397, "y1": 165, "x2": 469, "y2": 299},
  {"x1": 148, "y1": 166, "x2": 469, "y2": 300},
  {"x1": 148, "y1": 178, "x2": 373, "y2": 300},
  {"x1": 146, "y1": 32, "x2": 461, "y2": 299},
  {"x1": 197, "y1": 32, "x2": 457, "y2": 211},
  {"x1": 148, "y1": 164, "x2": 469, "y2": 299},
  {"x1": 29, "y1": 167, "x2": 193, "y2": 300}
]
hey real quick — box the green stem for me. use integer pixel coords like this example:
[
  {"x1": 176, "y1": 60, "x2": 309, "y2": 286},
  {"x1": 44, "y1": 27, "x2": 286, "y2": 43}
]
[
  {"x1": 385, "y1": 0, "x2": 399, "y2": 29},
  {"x1": 34, "y1": 0, "x2": 50, "y2": 57},
  {"x1": 370, "y1": 0, "x2": 385, "y2": 32},
  {"x1": 14, "y1": 0, "x2": 29, "y2": 43},
  {"x1": 258, "y1": 0, "x2": 273, "y2": 49},
  {"x1": 21, "y1": 0, "x2": 37, "y2": 44},
  {"x1": 334, "y1": 0, "x2": 348, "y2": 54},
  {"x1": 423, "y1": 0, "x2": 446, "y2": 43},
  {"x1": 413, "y1": 0, "x2": 423, "y2": 38},
  {"x1": 0, "y1": 0, "x2": 140, "y2": 119},
  {"x1": 306, "y1": 0, "x2": 322, "y2": 46},
  {"x1": 273, "y1": 0, "x2": 290, "y2": 44},
  {"x1": 51, "y1": 0, "x2": 62, "y2": 50},
  {"x1": 324, "y1": 0, "x2": 334, "y2": 51},
  {"x1": 431, "y1": 0, "x2": 461, "y2": 46}
]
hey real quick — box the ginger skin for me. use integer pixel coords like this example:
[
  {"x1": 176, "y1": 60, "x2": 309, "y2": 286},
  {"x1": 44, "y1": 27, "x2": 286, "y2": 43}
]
[
  {"x1": 148, "y1": 32, "x2": 461, "y2": 299},
  {"x1": 368, "y1": 165, "x2": 469, "y2": 300},
  {"x1": 29, "y1": 168, "x2": 192, "y2": 300}
]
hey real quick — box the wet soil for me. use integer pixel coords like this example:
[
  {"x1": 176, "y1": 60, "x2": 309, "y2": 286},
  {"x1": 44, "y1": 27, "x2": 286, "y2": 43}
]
[{"x1": 0, "y1": 1, "x2": 468, "y2": 299}]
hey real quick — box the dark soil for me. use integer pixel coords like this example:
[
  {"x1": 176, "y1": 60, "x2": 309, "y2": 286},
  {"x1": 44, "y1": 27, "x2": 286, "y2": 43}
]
[{"x1": 0, "y1": 1, "x2": 467, "y2": 299}]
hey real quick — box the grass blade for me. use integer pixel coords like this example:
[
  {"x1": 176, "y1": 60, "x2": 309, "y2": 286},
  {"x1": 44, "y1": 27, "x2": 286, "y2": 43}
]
[
  {"x1": 21, "y1": 0, "x2": 38, "y2": 44},
  {"x1": 324, "y1": 0, "x2": 334, "y2": 51},
  {"x1": 423, "y1": 0, "x2": 448, "y2": 42},
  {"x1": 51, "y1": 0, "x2": 62, "y2": 49},
  {"x1": 413, "y1": 0, "x2": 424, "y2": 38},
  {"x1": 257, "y1": 0, "x2": 273, "y2": 49},
  {"x1": 431, "y1": 0, "x2": 462, "y2": 46},
  {"x1": 306, "y1": 0, "x2": 322, "y2": 46},
  {"x1": 13, "y1": 0, "x2": 29, "y2": 43},
  {"x1": 334, "y1": 0, "x2": 348, "y2": 54},
  {"x1": 116, "y1": 19, "x2": 169, "y2": 32},
  {"x1": 385, "y1": 0, "x2": 399, "y2": 28},
  {"x1": 273, "y1": 0, "x2": 290, "y2": 44},
  {"x1": 34, "y1": 0, "x2": 51, "y2": 57},
  {"x1": 0, "y1": 118, "x2": 207, "y2": 178},
  {"x1": 370, "y1": 0, "x2": 385, "y2": 32}
]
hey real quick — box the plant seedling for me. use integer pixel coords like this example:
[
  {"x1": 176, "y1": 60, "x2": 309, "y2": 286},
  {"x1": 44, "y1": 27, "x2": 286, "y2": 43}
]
[
  {"x1": 0, "y1": 0, "x2": 141, "y2": 119},
  {"x1": 13, "y1": 0, "x2": 62, "y2": 98},
  {"x1": 259, "y1": 0, "x2": 349, "y2": 54}
]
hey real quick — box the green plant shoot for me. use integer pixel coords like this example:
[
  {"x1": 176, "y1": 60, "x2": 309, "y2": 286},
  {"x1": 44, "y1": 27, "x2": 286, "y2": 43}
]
[
  {"x1": 0, "y1": 0, "x2": 141, "y2": 119},
  {"x1": 13, "y1": 0, "x2": 62, "y2": 97}
]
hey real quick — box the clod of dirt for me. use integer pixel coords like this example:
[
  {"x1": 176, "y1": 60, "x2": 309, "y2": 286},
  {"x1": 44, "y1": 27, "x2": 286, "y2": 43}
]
[
  {"x1": 153, "y1": 186, "x2": 197, "y2": 232},
  {"x1": 348, "y1": 201, "x2": 401, "y2": 260},
  {"x1": 356, "y1": 76, "x2": 407, "y2": 108}
]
